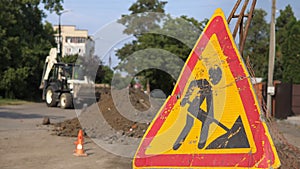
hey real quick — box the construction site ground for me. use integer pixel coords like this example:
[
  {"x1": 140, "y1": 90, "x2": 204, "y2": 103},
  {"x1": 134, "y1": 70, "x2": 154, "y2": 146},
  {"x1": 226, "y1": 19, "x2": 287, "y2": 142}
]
[
  {"x1": 0, "y1": 102, "x2": 131, "y2": 169},
  {"x1": 0, "y1": 88, "x2": 300, "y2": 169}
]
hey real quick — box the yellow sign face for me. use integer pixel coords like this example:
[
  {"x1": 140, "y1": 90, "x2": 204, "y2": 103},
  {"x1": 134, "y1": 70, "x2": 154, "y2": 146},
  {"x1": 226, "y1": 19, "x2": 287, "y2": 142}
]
[
  {"x1": 133, "y1": 8, "x2": 280, "y2": 169},
  {"x1": 146, "y1": 34, "x2": 256, "y2": 155}
]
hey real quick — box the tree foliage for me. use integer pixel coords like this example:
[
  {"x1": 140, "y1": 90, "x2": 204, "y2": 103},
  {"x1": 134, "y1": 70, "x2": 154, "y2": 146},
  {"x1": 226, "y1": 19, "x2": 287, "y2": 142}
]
[
  {"x1": 61, "y1": 54, "x2": 78, "y2": 63},
  {"x1": 276, "y1": 5, "x2": 297, "y2": 45},
  {"x1": 0, "y1": 0, "x2": 63, "y2": 99},
  {"x1": 42, "y1": 0, "x2": 64, "y2": 14},
  {"x1": 96, "y1": 65, "x2": 113, "y2": 84},
  {"x1": 243, "y1": 9, "x2": 269, "y2": 78},
  {"x1": 276, "y1": 5, "x2": 300, "y2": 83},
  {"x1": 281, "y1": 21, "x2": 300, "y2": 83},
  {"x1": 118, "y1": 0, "x2": 167, "y2": 35},
  {"x1": 116, "y1": 1, "x2": 300, "y2": 92},
  {"x1": 116, "y1": 0, "x2": 206, "y2": 95},
  {"x1": 243, "y1": 6, "x2": 300, "y2": 83}
]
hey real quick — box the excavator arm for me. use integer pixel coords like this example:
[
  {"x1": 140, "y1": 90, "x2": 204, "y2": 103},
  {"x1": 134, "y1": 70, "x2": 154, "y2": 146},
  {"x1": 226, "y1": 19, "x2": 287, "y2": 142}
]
[{"x1": 39, "y1": 48, "x2": 58, "y2": 89}]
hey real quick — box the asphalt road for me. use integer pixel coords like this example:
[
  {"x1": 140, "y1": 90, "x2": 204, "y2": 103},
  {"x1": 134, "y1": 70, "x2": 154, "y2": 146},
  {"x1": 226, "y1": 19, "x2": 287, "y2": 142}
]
[
  {"x1": 0, "y1": 103, "x2": 76, "y2": 130},
  {"x1": 1, "y1": 103, "x2": 300, "y2": 169},
  {"x1": 0, "y1": 103, "x2": 131, "y2": 169}
]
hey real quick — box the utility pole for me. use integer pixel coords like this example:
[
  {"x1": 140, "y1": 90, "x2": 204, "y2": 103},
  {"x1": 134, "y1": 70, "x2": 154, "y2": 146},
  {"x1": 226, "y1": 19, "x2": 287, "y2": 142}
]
[
  {"x1": 58, "y1": 13, "x2": 62, "y2": 61},
  {"x1": 267, "y1": 0, "x2": 276, "y2": 117},
  {"x1": 57, "y1": 10, "x2": 71, "y2": 61}
]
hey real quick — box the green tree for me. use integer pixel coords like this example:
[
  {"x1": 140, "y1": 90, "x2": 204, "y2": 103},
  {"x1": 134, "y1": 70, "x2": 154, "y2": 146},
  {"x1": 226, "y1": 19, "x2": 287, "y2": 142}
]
[
  {"x1": 276, "y1": 5, "x2": 300, "y2": 83},
  {"x1": 276, "y1": 5, "x2": 297, "y2": 46},
  {"x1": 116, "y1": 0, "x2": 206, "y2": 95},
  {"x1": 1, "y1": 67, "x2": 31, "y2": 99},
  {"x1": 0, "y1": 0, "x2": 63, "y2": 99},
  {"x1": 280, "y1": 20, "x2": 300, "y2": 83},
  {"x1": 118, "y1": 0, "x2": 167, "y2": 35},
  {"x1": 96, "y1": 65, "x2": 113, "y2": 84},
  {"x1": 61, "y1": 54, "x2": 79, "y2": 63},
  {"x1": 243, "y1": 9, "x2": 269, "y2": 78}
]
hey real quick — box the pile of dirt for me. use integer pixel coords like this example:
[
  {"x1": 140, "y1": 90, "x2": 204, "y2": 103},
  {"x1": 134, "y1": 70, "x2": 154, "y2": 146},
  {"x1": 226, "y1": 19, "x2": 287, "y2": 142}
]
[
  {"x1": 276, "y1": 143, "x2": 300, "y2": 168},
  {"x1": 52, "y1": 87, "x2": 161, "y2": 142},
  {"x1": 52, "y1": 118, "x2": 82, "y2": 137},
  {"x1": 268, "y1": 120, "x2": 300, "y2": 169},
  {"x1": 97, "y1": 88, "x2": 152, "y2": 138}
]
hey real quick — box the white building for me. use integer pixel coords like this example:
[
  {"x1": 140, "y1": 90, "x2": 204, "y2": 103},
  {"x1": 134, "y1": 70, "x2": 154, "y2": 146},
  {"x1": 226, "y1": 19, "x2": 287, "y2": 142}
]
[{"x1": 53, "y1": 25, "x2": 90, "y2": 57}]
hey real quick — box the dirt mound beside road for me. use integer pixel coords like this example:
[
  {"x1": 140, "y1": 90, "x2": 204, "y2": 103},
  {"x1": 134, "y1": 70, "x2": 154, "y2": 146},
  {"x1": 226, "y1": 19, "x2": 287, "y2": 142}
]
[
  {"x1": 52, "y1": 87, "x2": 161, "y2": 140},
  {"x1": 52, "y1": 118, "x2": 81, "y2": 137},
  {"x1": 268, "y1": 120, "x2": 300, "y2": 169},
  {"x1": 276, "y1": 143, "x2": 300, "y2": 168}
]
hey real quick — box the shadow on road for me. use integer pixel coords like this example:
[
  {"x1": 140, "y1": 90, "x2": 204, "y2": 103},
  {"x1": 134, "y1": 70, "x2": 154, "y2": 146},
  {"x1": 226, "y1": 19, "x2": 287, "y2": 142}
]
[{"x1": 0, "y1": 111, "x2": 64, "y2": 119}]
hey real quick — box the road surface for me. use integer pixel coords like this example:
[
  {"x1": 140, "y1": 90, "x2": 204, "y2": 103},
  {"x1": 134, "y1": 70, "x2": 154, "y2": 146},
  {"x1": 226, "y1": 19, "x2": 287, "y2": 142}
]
[
  {"x1": 0, "y1": 103, "x2": 131, "y2": 169},
  {"x1": 0, "y1": 102, "x2": 300, "y2": 169}
]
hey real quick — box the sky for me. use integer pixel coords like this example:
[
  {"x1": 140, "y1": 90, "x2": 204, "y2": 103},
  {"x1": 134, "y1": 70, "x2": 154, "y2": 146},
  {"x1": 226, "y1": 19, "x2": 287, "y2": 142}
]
[
  {"x1": 45, "y1": 0, "x2": 300, "y2": 33},
  {"x1": 44, "y1": 0, "x2": 300, "y2": 66}
]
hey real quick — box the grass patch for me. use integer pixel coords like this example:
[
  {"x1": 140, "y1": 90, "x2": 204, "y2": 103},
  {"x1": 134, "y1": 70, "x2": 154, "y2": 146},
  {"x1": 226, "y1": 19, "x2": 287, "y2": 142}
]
[{"x1": 0, "y1": 99, "x2": 29, "y2": 106}]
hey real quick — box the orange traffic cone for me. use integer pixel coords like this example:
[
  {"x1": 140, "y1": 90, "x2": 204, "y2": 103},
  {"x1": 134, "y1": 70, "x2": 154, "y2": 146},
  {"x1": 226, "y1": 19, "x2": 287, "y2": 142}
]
[
  {"x1": 73, "y1": 130, "x2": 87, "y2": 157},
  {"x1": 74, "y1": 129, "x2": 84, "y2": 145}
]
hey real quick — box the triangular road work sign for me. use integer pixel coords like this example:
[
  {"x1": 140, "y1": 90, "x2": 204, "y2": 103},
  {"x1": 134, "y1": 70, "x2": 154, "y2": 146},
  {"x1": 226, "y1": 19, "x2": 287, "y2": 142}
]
[{"x1": 133, "y1": 8, "x2": 280, "y2": 169}]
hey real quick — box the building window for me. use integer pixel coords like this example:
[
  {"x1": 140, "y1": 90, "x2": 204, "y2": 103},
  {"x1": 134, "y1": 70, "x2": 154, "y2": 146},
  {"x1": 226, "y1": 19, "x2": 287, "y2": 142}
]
[
  {"x1": 55, "y1": 36, "x2": 59, "y2": 43},
  {"x1": 68, "y1": 48, "x2": 72, "y2": 54},
  {"x1": 65, "y1": 36, "x2": 86, "y2": 43}
]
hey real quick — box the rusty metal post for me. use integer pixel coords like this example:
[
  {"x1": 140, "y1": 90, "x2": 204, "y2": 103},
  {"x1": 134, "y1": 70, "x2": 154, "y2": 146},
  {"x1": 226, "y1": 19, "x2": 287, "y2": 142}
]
[
  {"x1": 232, "y1": 0, "x2": 249, "y2": 38},
  {"x1": 239, "y1": 0, "x2": 257, "y2": 53},
  {"x1": 239, "y1": 17, "x2": 244, "y2": 50},
  {"x1": 227, "y1": 0, "x2": 242, "y2": 23},
  {"x1": 227, "y1": 0, "x2": 256, "y2": 56}
]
